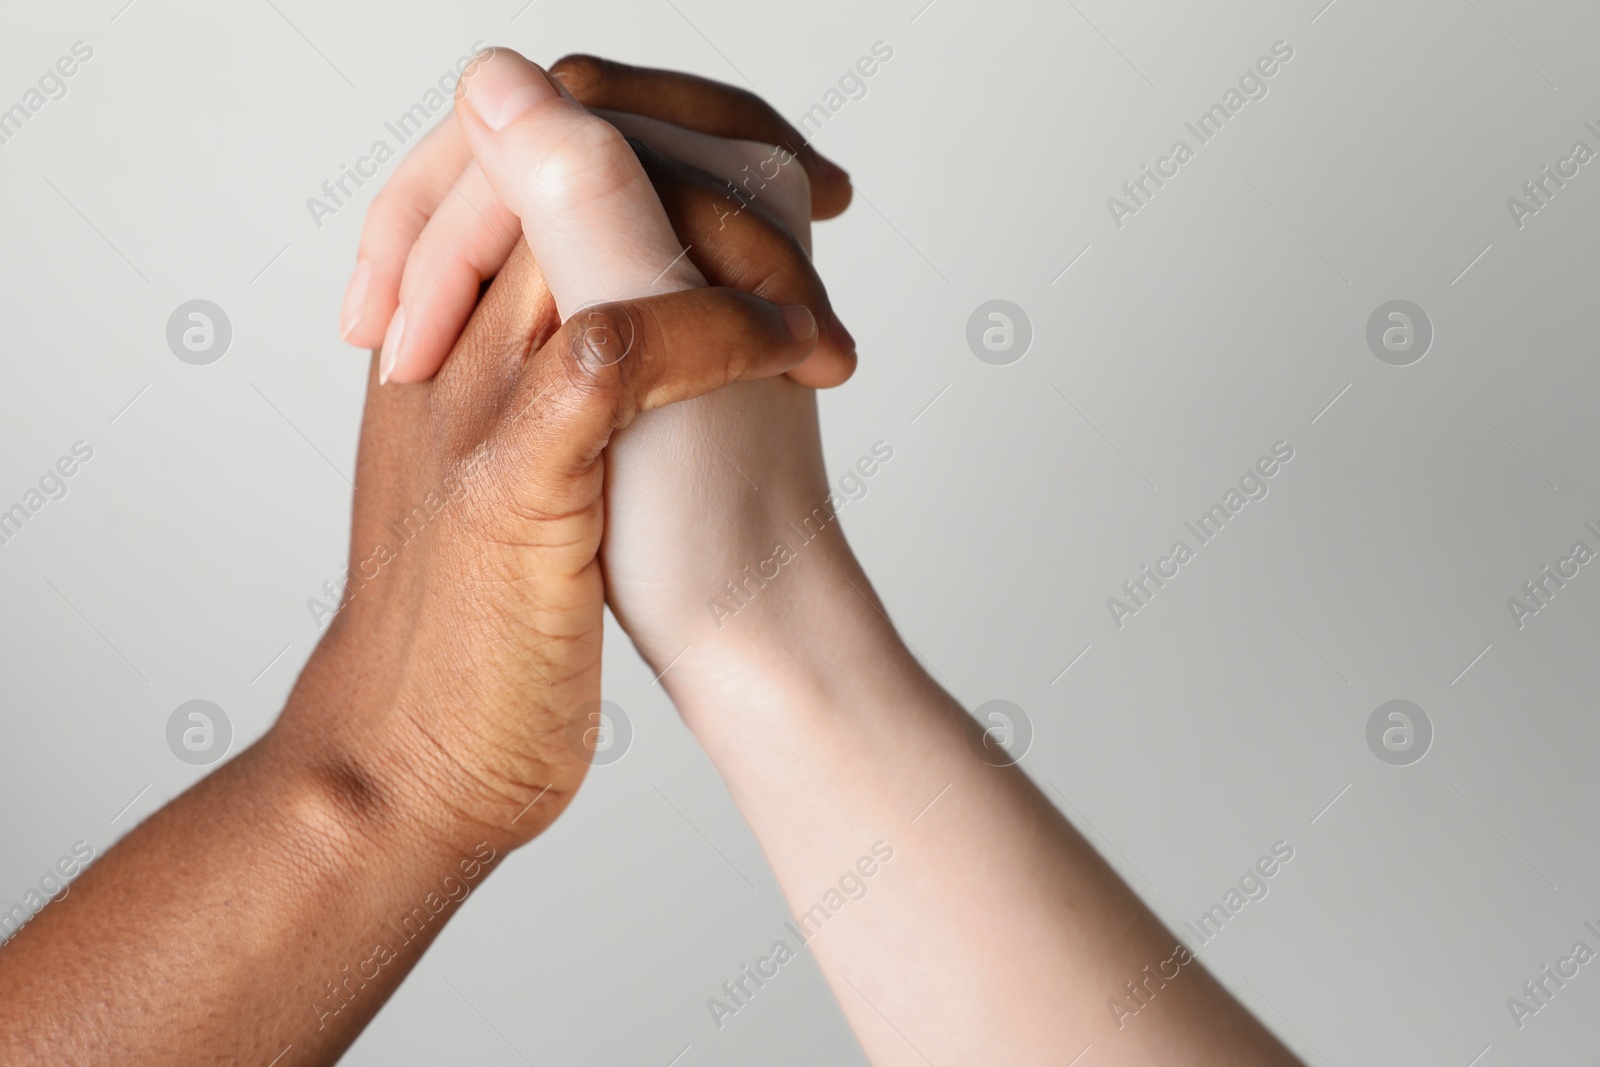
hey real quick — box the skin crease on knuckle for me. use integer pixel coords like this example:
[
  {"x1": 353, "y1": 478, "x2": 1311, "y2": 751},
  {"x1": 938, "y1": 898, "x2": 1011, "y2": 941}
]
[
  {"x1": 560, "y1": 302, "x2": 643, "y2": 425},
  {"x1": 431, "y1": 300, "x2": 549, "y2": 395},
  {"x1": 532, "y1": 118, "x2": 642, "y2": 218},
  {"x1": 363, "y1": 186, "x2": 409, "y2": 240}
]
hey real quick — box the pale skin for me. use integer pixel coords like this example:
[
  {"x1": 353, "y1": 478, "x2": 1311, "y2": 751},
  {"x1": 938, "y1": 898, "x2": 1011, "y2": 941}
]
[
  {"x1": 0, "y1": 60, "x2": 822, "y2": 1065},
  {"x1": 0, "y1": 49, "x2": 1302, "y2": 1066}
]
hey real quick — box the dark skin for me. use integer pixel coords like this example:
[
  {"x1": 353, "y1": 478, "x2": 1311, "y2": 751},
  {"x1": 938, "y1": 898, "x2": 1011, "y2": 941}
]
[
  {"x1": 0, "y1": 53, "x2": 1301, "y2": 1066},
  {"x1": 358, "y1": 51, "x2": 857, "y2": 389},
  {"x1": 350, "y1": 52, "x2": 1302, "y2": 1067},
  {"x1": 0, "y1": 66, "x2": 852, "y2": 1066},
  {"x1": 550, "y1": 52, "x2": 856, "y2": 220}
]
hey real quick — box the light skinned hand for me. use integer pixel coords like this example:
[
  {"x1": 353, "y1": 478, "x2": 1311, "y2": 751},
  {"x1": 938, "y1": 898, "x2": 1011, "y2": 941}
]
[
  {"x1": 0, "y1": 54, "x2": 824, "y2": 1067},
  {"x1": 355, "y1": 48, "x2": 1306, "y2": 1067},
  {"x1": 347, "y1": 49, "x2": 860, "y2": 691},
  {"x1": 339, "y1": 49, "x2": 855, "y2": 388}
]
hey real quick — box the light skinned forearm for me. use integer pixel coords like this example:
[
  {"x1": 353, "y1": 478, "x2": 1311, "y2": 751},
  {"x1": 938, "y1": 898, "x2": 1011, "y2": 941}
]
[
  {"x1": 0, "y1": 689, "x2": 508, "y2": 1064},
  {"x1": 668, "y1": 541, "x2": 1301, "y2": 1066}
]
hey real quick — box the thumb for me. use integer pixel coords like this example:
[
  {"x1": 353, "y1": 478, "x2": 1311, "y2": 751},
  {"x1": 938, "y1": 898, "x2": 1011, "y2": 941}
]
[
  {"x1": 491, "y1": 285, "x2": 820, "y2": 509},
  {"x1": 454, "y1": 48, "x2": 705, "y2": 316}
]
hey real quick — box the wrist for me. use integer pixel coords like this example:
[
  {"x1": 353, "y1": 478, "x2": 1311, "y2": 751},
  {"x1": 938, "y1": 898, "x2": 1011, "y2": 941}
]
[
  {"x1": 662, "y1": 540, "x2": 924, "y2": 732},
  {"x1": 268, "y1": 628, "x2": 588, "y2": 859},
  {"x1": 240, "y1": 729, "x2": 455, "y2": 874}
]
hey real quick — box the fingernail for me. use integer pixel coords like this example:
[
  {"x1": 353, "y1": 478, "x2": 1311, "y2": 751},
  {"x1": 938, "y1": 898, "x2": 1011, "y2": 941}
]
[
  {"x1": 379, "y1": 306, "x2": 406, "y2": 385},
  {"x1": 782, "y1": 305, "x2": 818, "y2": 343},
  {"x1": 459, "y1": 53, "x2": 559, "y2": 131},
  {"x1": 339, "y1": 260, "x2": 370, "y2": 344},
  {"x1": 548, "y1": 55, "x2": 601, "y2": 96}
]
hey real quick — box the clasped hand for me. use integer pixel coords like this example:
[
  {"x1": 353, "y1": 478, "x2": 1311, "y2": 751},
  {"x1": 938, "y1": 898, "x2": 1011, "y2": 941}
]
[
  {"x1": 0, "y1": 46, "x2": 1301, "y2": 1067},
  {"x1": 294, "y1": 47, "x2": 862, "y2": 853}
]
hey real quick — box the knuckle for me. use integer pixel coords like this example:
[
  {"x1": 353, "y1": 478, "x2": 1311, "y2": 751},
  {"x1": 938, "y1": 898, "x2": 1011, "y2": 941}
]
[
  {"x1": 535, "y1": 120, "x2": 638, "y2": 213},
  {"x1": 366, "y1": 185, "x2": 423, "y2": 235},
  {"x1": 560, "y1": 303, "x2": 639, "y2": 405}
]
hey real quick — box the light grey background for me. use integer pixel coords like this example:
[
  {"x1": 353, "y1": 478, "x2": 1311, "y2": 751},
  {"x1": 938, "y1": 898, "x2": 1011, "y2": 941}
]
[{"x1": 2, "y1": 0, "x2": 1596, "y2": 1063}]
